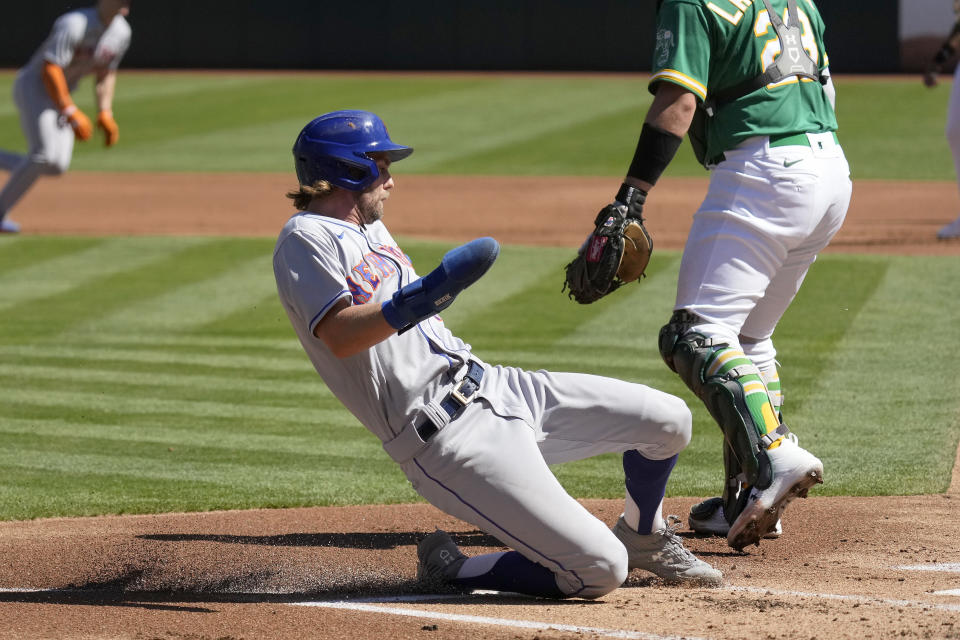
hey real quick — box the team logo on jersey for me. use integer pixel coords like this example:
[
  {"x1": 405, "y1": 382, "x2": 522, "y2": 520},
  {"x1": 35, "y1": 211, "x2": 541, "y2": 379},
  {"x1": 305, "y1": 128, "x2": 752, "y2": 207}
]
[
  {"x1": 654, "y1": 28, "x2": 675, "y2": 67},
  {"x1": 346, "y1": 244, "x2": 413, "y2": 304}
]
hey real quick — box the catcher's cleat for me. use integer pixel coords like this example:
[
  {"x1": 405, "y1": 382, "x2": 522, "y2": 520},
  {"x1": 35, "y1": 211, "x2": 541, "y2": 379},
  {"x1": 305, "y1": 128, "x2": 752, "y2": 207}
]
[
  {"x1": 727, "y1": 437, "x2": 822, "y2": 551},
  {"x1": 612, "y1": 516, "x2": 723, "y2": 586},
  {"x1": 688, "y1": 496, "x2": 782, "y2": 539},
  {"x1": 0, "y1": 218, "x2": 20, "y2": 234},
  {"x1": 416, "y1": 530, "x2": 468, "y2": 585}
]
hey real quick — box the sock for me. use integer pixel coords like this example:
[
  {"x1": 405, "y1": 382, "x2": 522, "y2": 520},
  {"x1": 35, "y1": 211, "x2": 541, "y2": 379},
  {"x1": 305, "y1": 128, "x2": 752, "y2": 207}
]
[
  {"x1": 757, "y1": 362, "x2": 783, "y2": 418},
  {"x1": 623, "y1": 450, "x2": 677, "y2": 534},
  {"x1": 453, "y1": 551, "x2": 564, "y2": 598}
]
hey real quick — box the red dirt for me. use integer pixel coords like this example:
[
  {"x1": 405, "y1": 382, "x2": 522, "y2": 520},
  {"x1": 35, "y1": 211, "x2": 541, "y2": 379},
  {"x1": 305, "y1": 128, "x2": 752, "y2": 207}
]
[{"x1": 1, "y1": 172, "x2": 959, "y2": 640}]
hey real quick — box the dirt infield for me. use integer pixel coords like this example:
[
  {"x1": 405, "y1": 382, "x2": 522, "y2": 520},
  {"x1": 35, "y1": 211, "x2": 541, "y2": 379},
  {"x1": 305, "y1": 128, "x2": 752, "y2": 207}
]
[
  {"x1": 1, "y1": 172, "x2": 959, "y2": 640},
  {"x1": 10, "y1": 172, "x2": 960, "y2": 254}
]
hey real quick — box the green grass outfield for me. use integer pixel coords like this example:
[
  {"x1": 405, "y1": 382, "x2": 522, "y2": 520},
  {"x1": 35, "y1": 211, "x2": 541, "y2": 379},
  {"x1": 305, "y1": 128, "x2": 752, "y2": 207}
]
[
  {"x1": 0, "y1": 71, "x2": 954, "y2": 180},
  {"x1": 0, "y1": 72, "x2": 958, "y2": 520}
]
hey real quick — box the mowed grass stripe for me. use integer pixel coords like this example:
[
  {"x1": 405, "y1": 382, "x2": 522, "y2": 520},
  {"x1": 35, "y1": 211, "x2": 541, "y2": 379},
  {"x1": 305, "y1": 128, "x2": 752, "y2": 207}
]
[
  {"x1": 0, "y1": 343, "x2": 313, "y2": 373},
  {"x1": 0, "y1": 238, "x2": 267, "y2": 339},
  {"x1": 773, "y1": 257, "x2": 890, "y2": 416},
  {"x1": 74, "y1": 333, "x2": 302, "y2": 352},
  {"x1": 0, "y1": 417, "x2": 382, "y2": 458},
  {"x1": 70, "y1": 75, "x2": 485, "y2": 172},
  {"x1": 73, "y1": 253, "x2": 278, "y2": 335},
  {"x1": 0, "y1": 237, "x2": 212, "y2": 313},
  {"x1": 0, "y1": 447, "x2": 395, "y2": 491},
  {"x1": 393, "y1": 77, "x2": 649, "y2": 173},
  {"x1": 4, "y1": 363, "x2": 330, "y2": 399},
  {"x1": 794, "y1": 255, "x2": 960, "y2": 495},
  {"x1": 0, "y1": 467, "x2": 417, "y2": 519},
  {"x1": 0, "y1": 237, "x2": 104, "y2": 273},
  {"x1": 2, "y1": 387, "x2": 342, "y2": 423}
]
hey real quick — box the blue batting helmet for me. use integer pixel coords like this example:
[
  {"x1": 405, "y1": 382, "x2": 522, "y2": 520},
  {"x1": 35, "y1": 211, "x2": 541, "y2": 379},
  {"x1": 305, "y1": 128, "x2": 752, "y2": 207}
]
[{"x1": 292, "y1": 110, "x2": 413, "y2": 192}]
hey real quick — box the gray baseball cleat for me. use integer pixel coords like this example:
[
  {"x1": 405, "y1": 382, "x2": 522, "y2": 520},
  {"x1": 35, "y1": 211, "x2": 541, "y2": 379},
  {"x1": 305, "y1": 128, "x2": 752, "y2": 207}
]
[
  {"x1": 937, "y1": 215, "x2": 960, "y2": 239},
  {"x1": 0, "y1": 218, "x2": 20, "y2": 234},
  {"x1": 727, "y1": 436, "x2": 823, "y2": 551},
  {"x1": 688, "y1": 496, "x2": 782, "y2": 538},
  {"x1": 416, "y1": 529, "x2": 468, "y2": 584},
  {"x1": 612, "y1": 516, "x2": 723, "y2": 586}
]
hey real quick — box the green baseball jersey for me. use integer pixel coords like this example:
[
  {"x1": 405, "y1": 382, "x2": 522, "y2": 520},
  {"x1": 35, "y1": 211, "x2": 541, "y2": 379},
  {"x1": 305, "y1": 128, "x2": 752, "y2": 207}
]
[{"x1": 651, "y1": 0, "x2": 837, "y2": 161}]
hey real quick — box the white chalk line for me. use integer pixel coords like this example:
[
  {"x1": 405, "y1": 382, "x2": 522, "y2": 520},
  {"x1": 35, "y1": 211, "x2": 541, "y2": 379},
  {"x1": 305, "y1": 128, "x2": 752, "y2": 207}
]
[
  {"x1": 3, "y1": 580, "x2": 960, "y2": 636},
  {"x1": 727, "y1": 585, "x2": 960, "y2": 611},
  {"x1": 894, "y1": 563, "x2": 960, "y2": 597},
  {"x1": 895, "y1": 563, "x2": 960, "y2": 573},
  {"x1": 292, "y1": 598, "x2": 703, "y2": 640}
]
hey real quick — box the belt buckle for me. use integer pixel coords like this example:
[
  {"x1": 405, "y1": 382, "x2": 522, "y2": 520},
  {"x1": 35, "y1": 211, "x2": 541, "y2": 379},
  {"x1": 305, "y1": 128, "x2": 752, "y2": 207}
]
[
  {"x1": 450, "y1": 361, "x2": 482, "y2": 406},
  {"x1": 451, "y1": 378, "x2": 478, "y2": 406}
]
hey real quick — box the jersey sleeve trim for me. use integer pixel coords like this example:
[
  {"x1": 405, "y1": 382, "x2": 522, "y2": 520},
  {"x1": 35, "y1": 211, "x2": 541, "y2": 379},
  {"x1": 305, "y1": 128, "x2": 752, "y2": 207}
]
[
  {"x1": 650, "y1": 69, "x2": 707, "y2": 101},
  {"x1": 308, "y1": 289, "x2": 351, "y2": 335}
]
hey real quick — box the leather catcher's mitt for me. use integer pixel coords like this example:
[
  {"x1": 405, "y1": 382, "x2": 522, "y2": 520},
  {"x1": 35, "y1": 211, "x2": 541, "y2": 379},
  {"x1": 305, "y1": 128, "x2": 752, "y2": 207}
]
[{"x1": 563, "y1": 189, "x2": 652, "y2": 304}]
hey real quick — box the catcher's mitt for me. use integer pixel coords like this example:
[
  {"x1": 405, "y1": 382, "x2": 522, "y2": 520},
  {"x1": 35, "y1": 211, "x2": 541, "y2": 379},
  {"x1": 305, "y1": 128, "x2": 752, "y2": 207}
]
[{"x1": 563, "y1": 189, "x2": 653, "y2": 304}]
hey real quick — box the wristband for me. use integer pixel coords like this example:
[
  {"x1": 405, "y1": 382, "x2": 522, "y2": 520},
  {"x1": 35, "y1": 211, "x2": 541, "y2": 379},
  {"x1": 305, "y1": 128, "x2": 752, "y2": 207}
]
[
  {"x1": 626, "y1": 123, "x2": 683, "y2": 187},
  {"x1": 62, "y1": 104, "x2": 77, "y2": 117}
]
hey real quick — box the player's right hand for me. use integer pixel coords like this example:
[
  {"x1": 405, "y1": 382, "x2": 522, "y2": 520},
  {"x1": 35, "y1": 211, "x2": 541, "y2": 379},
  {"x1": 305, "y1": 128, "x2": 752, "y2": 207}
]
[{"x1": 64, "y1": 106, "x2": 93, "y2": 141}]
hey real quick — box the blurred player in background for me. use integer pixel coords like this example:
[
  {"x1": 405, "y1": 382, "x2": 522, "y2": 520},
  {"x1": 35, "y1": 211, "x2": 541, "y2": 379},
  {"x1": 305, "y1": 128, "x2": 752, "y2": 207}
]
[
  {"x1": 923, "y1": 0, "x2": 960, "y2": 239},
  {"x1": 0, "y1": 0, "x2": 132, "y2": 234}
]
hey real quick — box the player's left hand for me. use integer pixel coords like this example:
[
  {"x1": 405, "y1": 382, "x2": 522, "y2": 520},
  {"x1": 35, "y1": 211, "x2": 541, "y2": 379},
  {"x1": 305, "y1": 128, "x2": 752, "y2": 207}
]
[
  {"x1": 923, "y1": 67, "x2": 939, "y2": 88},
  {"x1": 97, "y1": 110, "x2": 119, "y2": 146}
]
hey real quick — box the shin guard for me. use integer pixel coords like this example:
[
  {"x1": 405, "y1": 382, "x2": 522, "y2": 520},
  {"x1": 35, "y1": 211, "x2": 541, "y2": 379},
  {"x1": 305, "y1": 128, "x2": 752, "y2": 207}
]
[{"x1": 659, "y1": 312, "x2": 789, "y2": 507}]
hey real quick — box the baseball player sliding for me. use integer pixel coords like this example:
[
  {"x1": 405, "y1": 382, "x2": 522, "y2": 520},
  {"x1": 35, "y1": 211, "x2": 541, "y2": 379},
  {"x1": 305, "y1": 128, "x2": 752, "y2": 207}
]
[
  {"x1": 274, "y1": 110, "x2": 722, "y2": 598},
  {"x1": 566, "y1": 0, "x2": 850, "y2": 550},
  {"x1": 0, "y1": 0, "x2": 132, "y2": 234},
  {"x1": 923, "y1": 0, "x2": 960, "y2": 239}
]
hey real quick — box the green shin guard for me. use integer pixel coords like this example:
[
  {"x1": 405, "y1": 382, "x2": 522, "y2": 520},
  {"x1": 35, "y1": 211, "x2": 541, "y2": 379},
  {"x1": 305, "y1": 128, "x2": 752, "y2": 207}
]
[
  {"x1": 659, "y1": 313, "x2": 789, "y2": 507},
  {"x1": 703, "y1": 376, "x2": 774, "y2": 492}
]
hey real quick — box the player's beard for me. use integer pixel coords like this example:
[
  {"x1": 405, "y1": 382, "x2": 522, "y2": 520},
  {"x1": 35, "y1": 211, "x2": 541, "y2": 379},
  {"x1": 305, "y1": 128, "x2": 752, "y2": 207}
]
[{"x1": 357, "y1": 190, "x2": 385, "y2": 225}]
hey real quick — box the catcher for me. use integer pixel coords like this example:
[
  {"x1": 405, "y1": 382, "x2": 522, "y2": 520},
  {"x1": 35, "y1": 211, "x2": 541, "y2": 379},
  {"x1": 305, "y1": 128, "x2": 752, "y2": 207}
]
[{"x1": 566, "y1": 0, "x2": 844, "y2": 552}]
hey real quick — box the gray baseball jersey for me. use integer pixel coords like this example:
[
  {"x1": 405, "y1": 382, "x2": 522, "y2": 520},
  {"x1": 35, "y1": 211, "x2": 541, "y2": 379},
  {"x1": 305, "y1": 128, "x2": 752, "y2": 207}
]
[
  {"x1": 0, "y1": 8, "x2": 132, "y2": 216},
  {"x1": 22, "y1": 8, "x2": 131, "y2": 91},
  {"x1": 273, "y1": 212, "x2": 475, "y2": 444},
  {"x1": 274, "y1": 211, "x2": 695, "y2": 597}
]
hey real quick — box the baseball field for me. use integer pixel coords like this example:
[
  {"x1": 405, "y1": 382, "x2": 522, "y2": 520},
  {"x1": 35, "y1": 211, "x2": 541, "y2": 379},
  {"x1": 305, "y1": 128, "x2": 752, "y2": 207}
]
[{"x1": 0, "y1": 71, "x2": 959, "y2": 639}]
